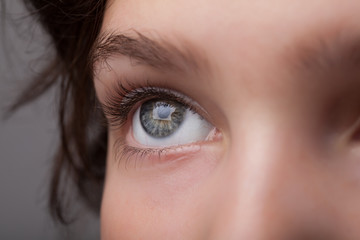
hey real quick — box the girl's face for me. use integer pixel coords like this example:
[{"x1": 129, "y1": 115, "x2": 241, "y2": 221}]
[{"x1": 94, "y1": 0, "x2": 360, "y2": 239}]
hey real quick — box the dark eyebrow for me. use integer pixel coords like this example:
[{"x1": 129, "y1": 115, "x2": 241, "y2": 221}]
[{"x1": 91, "y1": 31, "x2": 208, "y2": 74}]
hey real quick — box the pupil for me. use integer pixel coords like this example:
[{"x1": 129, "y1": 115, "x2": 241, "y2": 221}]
[
  {"x1": 140, "y1": 99, "x2": 186, "y2": 138},
  {"x1": 157, "y1": 105, "x2": 171, "y2": 119}
]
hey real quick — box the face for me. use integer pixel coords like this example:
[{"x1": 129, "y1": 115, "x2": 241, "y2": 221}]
[{"x1": 93, "y1": 0, "x2": 360, "y2": 239}]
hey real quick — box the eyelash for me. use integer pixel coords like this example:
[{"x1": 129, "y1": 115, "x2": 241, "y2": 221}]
[
  {"x1": 113, "y1": 138, "x2": 177, "y2": 168},
  {"x1": 100, "y1": 79, "x2": 205, "y2": 164},
  {"x1": 101, "y1": 80, "x2": 199, "y2": 128}
]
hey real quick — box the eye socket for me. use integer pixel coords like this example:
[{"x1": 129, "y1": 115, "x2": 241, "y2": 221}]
[{"x1": 132, "y1": 98, "x2": 214, "y2": 147}]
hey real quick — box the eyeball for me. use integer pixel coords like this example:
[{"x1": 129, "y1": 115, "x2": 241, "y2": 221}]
[{"x1": 132, "y1": 99, "x2": 214, "y2": 147}]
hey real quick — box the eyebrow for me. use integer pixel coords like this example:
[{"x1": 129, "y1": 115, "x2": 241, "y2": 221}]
[
  {"x1": 91, "y1": 30, "x2": 360, "y2": 80},
  {"x1": 91, "y1": 31, "x2": 208, "y2": 74},
  {"x1": 285, "y1": 32, "x2": 360, "y2": 76}
]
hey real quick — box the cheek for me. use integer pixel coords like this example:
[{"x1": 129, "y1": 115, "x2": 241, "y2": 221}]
[{"x1": 100, "y1": 144, "x2": 223, "y2": 240}]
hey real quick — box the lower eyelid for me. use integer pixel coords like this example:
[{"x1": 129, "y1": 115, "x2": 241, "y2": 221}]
[
  {"x1": 109, "y1": 126, "x2": 222, "y2": 168},
  {"x1": 117, "y1": 141, "x2": 222, "y2": 171}
]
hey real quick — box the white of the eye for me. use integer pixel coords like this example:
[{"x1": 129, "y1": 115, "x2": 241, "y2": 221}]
[{"x1": 132, "y1": 107, "x2": 213, "y2": 147}]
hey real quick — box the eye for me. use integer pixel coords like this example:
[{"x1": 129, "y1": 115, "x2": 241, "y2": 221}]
[{"x1": 132, "y1": 98, "x2": 214, "y2": 147}]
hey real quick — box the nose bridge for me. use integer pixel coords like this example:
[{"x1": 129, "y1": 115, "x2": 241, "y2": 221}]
[
  {"x1": 230, "y1": 116, "x2": 283, "y2": 214},
  {"x1": 212, "y1": 114, "x2": 315, "y2": 239}
]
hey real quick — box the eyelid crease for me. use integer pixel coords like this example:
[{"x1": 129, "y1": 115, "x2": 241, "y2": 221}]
[{"x1": 100, "y1": 79, "x2": 211, "y2": 129}]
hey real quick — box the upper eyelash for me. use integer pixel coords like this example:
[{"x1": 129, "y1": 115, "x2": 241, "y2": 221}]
[{"x1": 100, "y1": 79, "x2": 200, "y2": 128}]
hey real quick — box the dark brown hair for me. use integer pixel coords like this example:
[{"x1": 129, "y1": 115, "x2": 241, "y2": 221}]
[{"x1": 9, "y1": 0, "x2": 108, "y2": 224}]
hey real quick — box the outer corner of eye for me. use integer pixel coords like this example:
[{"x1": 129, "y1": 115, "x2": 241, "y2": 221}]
[{"x1": 131, "y1": 98, "x2": 215, "y2": 148}]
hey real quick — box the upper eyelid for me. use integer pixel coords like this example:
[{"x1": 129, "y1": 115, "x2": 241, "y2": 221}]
[{"x1": 100, "y1": 81, "x2": 211, "y2": 128}]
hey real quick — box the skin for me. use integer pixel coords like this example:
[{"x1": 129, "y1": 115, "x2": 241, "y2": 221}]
[{"x1": 95, "y1": 0, "x2": 360, "y2": 239}]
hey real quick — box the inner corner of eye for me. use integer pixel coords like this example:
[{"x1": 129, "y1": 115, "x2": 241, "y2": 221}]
[{"x1": 128, "y1": 98, "x2": 213, "y2": 147}]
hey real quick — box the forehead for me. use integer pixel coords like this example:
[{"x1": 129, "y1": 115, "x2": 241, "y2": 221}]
[{"x1": 102, "y1": 0, "x2": 360, "y2": 41}]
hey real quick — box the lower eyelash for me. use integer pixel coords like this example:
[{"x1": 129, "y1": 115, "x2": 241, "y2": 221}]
[
  {"x1": 113, "y1": 137, "x2": 170, "y2": 169},
  {"x1": 113, "y1": 137, "x2": 203, "y2": 169}
]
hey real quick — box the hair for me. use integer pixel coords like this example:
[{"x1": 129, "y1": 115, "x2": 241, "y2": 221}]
[{"x1": 8, "y1": 0, "x2": 108, "y2": 224}]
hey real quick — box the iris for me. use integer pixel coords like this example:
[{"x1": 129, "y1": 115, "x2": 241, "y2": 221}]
[{"x1": 140, "y1": 99, "x2": 186, "y2": 138}]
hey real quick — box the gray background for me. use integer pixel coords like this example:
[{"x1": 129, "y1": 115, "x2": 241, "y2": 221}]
[{"x1": 0, "y1": 1, "x2": 100, "y2": 239}]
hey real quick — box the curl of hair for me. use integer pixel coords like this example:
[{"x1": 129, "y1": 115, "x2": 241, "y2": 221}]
[{"x1": 10, "y1": 0, "x2": 108, "y2": 224}]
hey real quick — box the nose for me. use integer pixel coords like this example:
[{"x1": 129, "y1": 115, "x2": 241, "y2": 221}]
[{"x1": 208, "y1": 118, "x2": 340, "y2": 240}]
